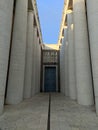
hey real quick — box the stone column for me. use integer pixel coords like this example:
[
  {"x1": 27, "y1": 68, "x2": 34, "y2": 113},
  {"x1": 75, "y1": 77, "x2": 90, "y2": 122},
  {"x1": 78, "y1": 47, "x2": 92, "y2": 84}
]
[
  {"x1": 24, "y1": 10, "x2": 34, "y2": 99},
  {"x1": 38, "y1": 41, "x2": 41, "y2": 93},
  {"x1": 73, "y1": 0, "x2": 94, "y2": 105},
  {"x1": 60, "y1": 38, "x2": 65, "y2": 94},
  {"x1": 64, "y1": 28, "x2": 69, "y2": 97},
  {"x1": 35, "y1": 37, "x2": 38, "y2": 93},
  {"x1": 60, "y1": 43, "x2": 62, "y2": 92},
  {"x1": 31, "y1": 27, "x2": 37, "y2": 95},
  {"x1": 38, "y1": 44, "x2": 41, "y2": 92},
  {"x1": 6, "y1": 0, "x2": 28, "y2": 104},
  {"x1": 0, "y1": 0, "x2": 13, "y2": 114},
  {"x1": 86, "y1": 0, "x2": 98, "y2": 114},
  {"x1": 35, "y1": 37, "x2": 40, "y2": 93},
  {"x1": 67, "y1": 11, "x2": 76, "y2": 100}
]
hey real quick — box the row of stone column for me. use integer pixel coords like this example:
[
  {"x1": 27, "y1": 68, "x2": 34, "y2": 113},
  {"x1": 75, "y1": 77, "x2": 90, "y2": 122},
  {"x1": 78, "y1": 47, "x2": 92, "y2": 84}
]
[
  {"x1": 60, "y1": 0, "x2": 98, "y2": 113},
  {"x1": 0, "y1": 0, "x2": 41, "y2": 114}
]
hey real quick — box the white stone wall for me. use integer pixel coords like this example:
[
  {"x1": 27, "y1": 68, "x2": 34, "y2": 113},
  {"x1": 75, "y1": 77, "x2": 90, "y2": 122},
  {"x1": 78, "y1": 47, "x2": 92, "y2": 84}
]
[{"x1": 0, "y1": 0, "x2": 14, "y2": 114}]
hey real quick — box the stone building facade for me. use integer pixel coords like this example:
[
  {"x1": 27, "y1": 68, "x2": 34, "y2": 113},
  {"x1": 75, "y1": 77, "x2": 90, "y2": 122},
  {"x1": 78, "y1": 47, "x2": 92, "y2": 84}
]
[
  {"x1": 59, "y1": 0, "x2": 98, "y2": 115},
  {"x1": 0, "y1": 0, "x2": 42, "y2": 114},
  {"x1": 41, "y1": 44, "x2": 60, "y2": 93}
]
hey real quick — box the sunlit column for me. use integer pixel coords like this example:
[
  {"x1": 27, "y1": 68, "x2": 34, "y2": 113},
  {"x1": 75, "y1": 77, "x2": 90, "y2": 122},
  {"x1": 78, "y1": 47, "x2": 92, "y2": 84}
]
[
  {"x1": 64, "y1": 27, "x2": 69, "y2": 97},
  {"x1": 86, "y1": 0, "x2": 98, "y2": 114},
  {"x1": 73, "y1": 0, "x2": 94, "y2": 105},
  {"x1": 67, "y1": 11, "x2": 76, "y2": 100},
  {"x1": 6, "y1": 0, "x2": 28, "y2": 104},
  {"x1": 24, "y1": 10, "x2": 34, "y2": 99},
  {"x1": 0, "y1": 0, "x2": 13, "y2": 114}
]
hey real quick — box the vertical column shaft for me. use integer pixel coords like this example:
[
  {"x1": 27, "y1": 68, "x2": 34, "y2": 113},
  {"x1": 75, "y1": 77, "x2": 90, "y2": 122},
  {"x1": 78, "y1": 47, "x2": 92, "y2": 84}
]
[
  {"x1": 73, "y1": 0, "x2": 94, "y2": 105},
  {"x1": 60, "y1": 38, "x2": 65, "y2": 94},
  {"x1": 38, "y1": 39, "x2": 40, "y2": 93},
  {"x1": 0, "y1": 0, "x2": 13, "y2": 114},
  {"x1": 35, "y1": 37, "x2": 38, "y2": 93},
  {"x1": 64, "y1": 28, "x2": 69, "y2": 97},
  {"x1": 35, "y1": 37, "x2": 40, "y2": 93},
  {"x1": 67, "y1": 11, "x2": 76, "y2": 100},
  {"x1": 31, "y1": 27, "x2": 37, "y2": 95},
  {"x1": 6, "y1": 0, "x2": 28, "y2": 104},
  {"x1": 39, "y1": 44, "x2": 41, "y2": 92},
  {"x1": 24, "y1": 10, "x2": 34, "y2": 99},
  {"x1": 86, "y1": 0, "x2": 98, "y2": 114}
]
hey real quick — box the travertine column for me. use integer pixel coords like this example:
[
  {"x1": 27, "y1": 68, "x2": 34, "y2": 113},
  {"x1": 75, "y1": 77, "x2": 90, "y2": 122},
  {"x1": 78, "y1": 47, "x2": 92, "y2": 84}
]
[
  {"x1": 35, "y1": 37, "x2": 40, "y2": 93},
  {"x1": 60, "y1": 44, "x2": 62, "y2": 92},
  {"x1": 73, "y1": 0, "x2": 94, "y2": 105},
  {"x1": 31, "y1": 27, "x2": 37, "y2": 95},
  {"x1": 60, "y1": 38, "x2": 65, "y2": 94},
  {"x1": 67, "y1": 11, "x2": 76, "y2": 100},
  {"x1": 86, "y1": 0, "x2": 98, "y2": 114},
  {"x1": 6, "y1": 0, "x2": 28, "y2": 104},
  {"x1": 24, "y1": 11, "x2": 34, "y2": 99},
  {"x1": 0, "y1": 0, "x2": 13, "y2": 114},
  {"x1": 35, "y1": 37, "x2": 38, "y2": 93},
  {"x1": 38, "y1": 39, "x2": 40, "y2": 93},
  {"x1": 64, "y1": 28, "x2": 69, "y2": 97},
  {"x1": 38, "y1": 44, "x2": 41, "y2": 92}
]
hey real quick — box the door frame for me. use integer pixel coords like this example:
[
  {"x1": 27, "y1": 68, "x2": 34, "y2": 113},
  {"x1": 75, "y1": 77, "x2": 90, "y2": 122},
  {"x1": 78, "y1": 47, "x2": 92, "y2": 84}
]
[{"x1": 42, "y1": 65, "x2": 58, "y2": 92}]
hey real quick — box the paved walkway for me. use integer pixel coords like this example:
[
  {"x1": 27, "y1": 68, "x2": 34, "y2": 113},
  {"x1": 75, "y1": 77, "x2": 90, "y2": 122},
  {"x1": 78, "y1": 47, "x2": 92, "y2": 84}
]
[
  {"x1": 51, "y1": 93, "x2": 98, "y2": 130},
  {"x1": 0, "y1": 94, "x2": 49, "y2": 130},
  {"x1": 0, "y1": 93, "x2": 98, "y2": 130}
]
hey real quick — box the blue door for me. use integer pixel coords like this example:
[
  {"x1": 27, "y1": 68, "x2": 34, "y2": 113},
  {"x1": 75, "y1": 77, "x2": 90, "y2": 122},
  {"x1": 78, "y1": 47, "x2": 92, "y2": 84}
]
[{"x1": 44, "y1": 67, "x2": 56, "y2": 92}]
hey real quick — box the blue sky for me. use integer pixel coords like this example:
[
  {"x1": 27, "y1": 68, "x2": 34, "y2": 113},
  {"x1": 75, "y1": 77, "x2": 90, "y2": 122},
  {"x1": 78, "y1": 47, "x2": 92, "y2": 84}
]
[{"x1": 36, "y1": 0, "x2": 64, "y2": 44}]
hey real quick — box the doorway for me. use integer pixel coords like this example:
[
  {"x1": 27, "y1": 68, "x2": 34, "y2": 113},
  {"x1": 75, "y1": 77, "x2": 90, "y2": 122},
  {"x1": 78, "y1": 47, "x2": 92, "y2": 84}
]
[{"x1": 44, "y1": 67, "x2": 56, "y2": 92}]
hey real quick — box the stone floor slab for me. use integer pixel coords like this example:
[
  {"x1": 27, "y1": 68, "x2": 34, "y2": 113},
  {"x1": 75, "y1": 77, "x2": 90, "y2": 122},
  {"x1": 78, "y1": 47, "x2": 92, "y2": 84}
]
[
  {"x1": 50, "y1": 93, "x2": 98, "y2": 130},
  {"x1": 0, "y1": 93, "x2": 49, "y2": 130}
]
